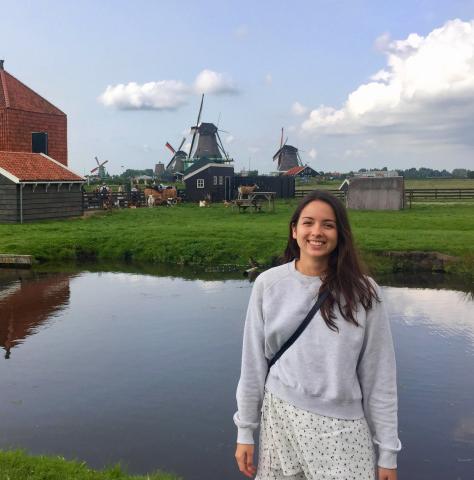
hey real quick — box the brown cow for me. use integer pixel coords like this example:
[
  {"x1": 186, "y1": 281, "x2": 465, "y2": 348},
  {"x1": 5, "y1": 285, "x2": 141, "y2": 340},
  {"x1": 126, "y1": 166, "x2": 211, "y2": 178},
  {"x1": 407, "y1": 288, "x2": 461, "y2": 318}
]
[
  {"x1": 144, "y1": 186, "x2": 177, "y2": 206},
  {"x1": 237, "y1": 184, "x2": 259, "y2": 199}
]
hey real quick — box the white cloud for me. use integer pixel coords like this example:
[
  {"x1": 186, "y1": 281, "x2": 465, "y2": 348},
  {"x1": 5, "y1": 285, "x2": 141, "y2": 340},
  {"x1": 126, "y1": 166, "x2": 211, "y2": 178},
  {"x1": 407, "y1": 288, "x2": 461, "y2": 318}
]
[
  {"x1": 225, "y1": 135, "x2": 235, "y2": 144},
  {"x1": 100, "y1": 69, "x2": 238, "y2": 111},
  {"x1": 264, "y1": 73, "x2": 273, "y2": 85},
  {"x1": 308, "y1": 148, "x2": 318, "y2": 159},
  {"x1": 194, "y1": 69, "x2": 238, "y2": 95},
  {"x1": 301, "y1": 19, "x2": 474, "y2": 146},
  {"x1": 99, "y1": 80, "x2": 189, "y2": 110},
  {"x1": 248, "y1": 146, "x2": 260, "y2": 154},
  {"x1": 292, "y1": 101, "x2": 308, "y2": 116},
  {"x1": 374, "y1": 32, "x2": 391, "y2": 52}
]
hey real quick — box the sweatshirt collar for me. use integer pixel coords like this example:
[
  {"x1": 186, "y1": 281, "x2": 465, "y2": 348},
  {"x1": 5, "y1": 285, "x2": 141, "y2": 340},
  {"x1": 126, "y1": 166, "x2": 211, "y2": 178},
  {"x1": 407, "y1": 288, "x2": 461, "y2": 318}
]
[{"x1": 288, "y1": 259, "x2": 323, "y2": 287}]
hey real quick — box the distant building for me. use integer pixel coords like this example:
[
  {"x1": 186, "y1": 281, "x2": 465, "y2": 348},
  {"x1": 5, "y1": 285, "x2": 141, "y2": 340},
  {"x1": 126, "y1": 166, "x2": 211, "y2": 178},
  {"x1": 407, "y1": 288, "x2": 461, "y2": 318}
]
[
  {"x1": 155, "y1": 162, "x2": 165, "y2": 177},
  {"x1": 354, "y1": 170, "x2": 399, "y2": 178},
  {"x1": 282, "y1": 165, "x2": 319, "y2": 177},
  {"x1": 133, "y1": 175, "x2": 154, "y2": 183},
  {"x1": 184, "y1": 160, "x2": 234, "y2": 202}
]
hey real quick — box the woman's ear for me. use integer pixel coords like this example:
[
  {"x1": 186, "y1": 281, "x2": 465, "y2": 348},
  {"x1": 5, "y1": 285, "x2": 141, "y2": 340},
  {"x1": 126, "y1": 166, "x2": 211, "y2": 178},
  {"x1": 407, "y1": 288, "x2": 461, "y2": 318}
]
[{"x1": 291, "y1": 223, "x2": 297, "y2": 240}]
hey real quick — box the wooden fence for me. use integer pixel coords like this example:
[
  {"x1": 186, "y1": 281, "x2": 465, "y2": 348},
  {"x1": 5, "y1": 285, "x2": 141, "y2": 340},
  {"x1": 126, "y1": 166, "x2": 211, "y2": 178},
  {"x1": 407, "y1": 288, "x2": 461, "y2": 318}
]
[
  {"x1": 295, "y1": 188, "x2": 474, "y2": 207},
  {"x1": 404, "y1": 188, "x2": 474, "y2": 207},
  {"x1": 83, "y1": 188, "x2": 474, "y2": 210},
  {"x1": 294, "y1": 189, "x2": 345, "y2": 199},
  {"x1": 82, "y1": 189, "x2": 187, "y2": 209},
  {"x1": 83, "y1": 191, "x2": 146, "y2": 209}
]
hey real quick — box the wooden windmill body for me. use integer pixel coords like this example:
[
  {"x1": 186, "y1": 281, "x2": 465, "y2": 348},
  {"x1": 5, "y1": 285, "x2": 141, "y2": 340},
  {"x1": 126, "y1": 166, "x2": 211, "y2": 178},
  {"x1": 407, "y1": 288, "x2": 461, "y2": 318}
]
[{"x1": 273, "y1": 128, "x2": 302, "y2": 172}]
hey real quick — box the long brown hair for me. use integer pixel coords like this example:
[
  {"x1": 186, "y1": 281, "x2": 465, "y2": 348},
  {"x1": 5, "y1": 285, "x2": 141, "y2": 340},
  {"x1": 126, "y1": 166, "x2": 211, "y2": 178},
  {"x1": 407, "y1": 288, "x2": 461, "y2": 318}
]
[{"x1": 282, "y1": 190, "x2": 379, "y2": 331}]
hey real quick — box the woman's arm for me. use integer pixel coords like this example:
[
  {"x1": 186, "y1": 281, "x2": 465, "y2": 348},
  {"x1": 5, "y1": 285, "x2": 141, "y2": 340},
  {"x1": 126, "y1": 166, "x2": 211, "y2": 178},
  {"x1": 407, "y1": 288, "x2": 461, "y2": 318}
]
[
  {"x1": 378, "y1": 466, "x2": 397, "y2": 480},
  {"x1": 234, "y1": 278, "x2": 268, "y2": 444},
  {"x1": 357, "y1": 283, "x2": 402, "y2": 470},
  {"x1": 235, "y1": 444, "x2": 257, "y2": 478}
]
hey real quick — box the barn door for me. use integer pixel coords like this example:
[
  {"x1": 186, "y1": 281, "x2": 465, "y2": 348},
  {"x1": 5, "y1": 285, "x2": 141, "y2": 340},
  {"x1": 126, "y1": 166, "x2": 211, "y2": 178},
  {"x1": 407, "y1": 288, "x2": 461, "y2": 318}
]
[{"x1": 225, "y1": 176, "x2": 231, "y2": 200}]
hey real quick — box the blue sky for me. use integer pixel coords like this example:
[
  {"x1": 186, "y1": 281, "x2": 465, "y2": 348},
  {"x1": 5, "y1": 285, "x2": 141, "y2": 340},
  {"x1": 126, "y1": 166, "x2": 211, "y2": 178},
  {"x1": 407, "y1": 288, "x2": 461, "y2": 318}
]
[{"x1": 2, "y1": 0, "x2": 474, "y2": 175}]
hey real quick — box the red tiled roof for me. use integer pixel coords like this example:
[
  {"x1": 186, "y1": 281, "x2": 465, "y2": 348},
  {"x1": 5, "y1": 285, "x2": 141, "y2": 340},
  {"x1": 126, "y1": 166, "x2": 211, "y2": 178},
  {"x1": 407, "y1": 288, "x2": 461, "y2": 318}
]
[
  {"x1": 0, "y1": 152, "x2": 84, "y2": 182},
  {"x1": 283, "y1": 166, "x2": 306, "y2": 176},
  {"x1": 0, "y1": 69, "x2": 65, "y2": 115}
]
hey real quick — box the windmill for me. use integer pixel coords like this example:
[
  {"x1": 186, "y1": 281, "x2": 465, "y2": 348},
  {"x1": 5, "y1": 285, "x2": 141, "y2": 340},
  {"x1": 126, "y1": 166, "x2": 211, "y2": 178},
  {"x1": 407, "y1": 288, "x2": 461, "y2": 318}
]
[
  {"x1": 185, "y1": 94, "x2": 232, "y2": 170},
  {"x1": 272, "y1": 128, "x2": 302, "y2": 172},
  {"x1": 165, "y1": 137, "x2": 187, "y2": 174},
  {"x1": 90, "y1": 156, "x2": 109, "y2": 179}
]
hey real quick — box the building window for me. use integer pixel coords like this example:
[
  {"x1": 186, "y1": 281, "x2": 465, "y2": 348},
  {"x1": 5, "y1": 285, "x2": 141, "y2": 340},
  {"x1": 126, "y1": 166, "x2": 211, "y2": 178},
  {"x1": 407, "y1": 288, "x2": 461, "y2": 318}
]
[
  {"x1": 32, "y1": 132, "x2": 48, "y2": 155},
  {"x1": 213, "y1": 176, "x2": 218, "y2": 185},
  {"x1": 197, "y1": 179, "x2": 204, "y2": 188},
  {"x1": 219, "y1": 176, "x2": 223, "y2": 185}
]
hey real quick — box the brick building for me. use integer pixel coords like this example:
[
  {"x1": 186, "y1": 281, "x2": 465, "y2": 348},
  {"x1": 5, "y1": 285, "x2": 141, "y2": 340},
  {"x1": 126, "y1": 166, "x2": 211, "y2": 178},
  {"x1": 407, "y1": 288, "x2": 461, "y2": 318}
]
[
  {"x1": 0, "y1": 60, "x2": 67, "y2": 165},
  {"x1": 0, "y1": 61, "x2": 84, "y2": 223}
]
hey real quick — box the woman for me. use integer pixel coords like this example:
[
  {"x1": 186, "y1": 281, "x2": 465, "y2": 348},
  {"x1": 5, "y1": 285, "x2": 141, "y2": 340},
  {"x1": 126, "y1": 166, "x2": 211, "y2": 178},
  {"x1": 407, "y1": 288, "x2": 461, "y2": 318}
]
[{"x1": 234, "y1": 191, "x2": 401, "y2": 480}]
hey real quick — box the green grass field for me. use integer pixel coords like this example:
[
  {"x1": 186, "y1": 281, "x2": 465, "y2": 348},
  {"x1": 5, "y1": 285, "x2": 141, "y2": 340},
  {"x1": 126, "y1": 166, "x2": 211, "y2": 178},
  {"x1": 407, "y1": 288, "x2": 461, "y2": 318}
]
[
  {"x1": 0, "y1": 450, "x2": 180, "y2": 480},
  {"x1": 0, "y1": 201, "x2": 472, "y2": 274}
]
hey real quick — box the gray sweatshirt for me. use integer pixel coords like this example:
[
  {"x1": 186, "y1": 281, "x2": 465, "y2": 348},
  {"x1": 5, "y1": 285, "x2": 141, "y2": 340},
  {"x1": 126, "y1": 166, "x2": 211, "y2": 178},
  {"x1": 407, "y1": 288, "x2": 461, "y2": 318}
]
[{"x1": 234, "y1": 261, "x2": 401, "y2": 469}]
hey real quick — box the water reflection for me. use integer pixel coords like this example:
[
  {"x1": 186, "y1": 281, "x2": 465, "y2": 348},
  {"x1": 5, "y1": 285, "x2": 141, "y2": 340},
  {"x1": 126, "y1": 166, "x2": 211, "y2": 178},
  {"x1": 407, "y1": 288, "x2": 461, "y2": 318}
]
[
  {"x1": 384, "y1": 286, "x2": 474, "y2": 346},
  {"x1": 0, "y1": 272, "x2": 72, "y2": 359},
  {"x1": 0, "y1": 270, "x2": 472, "y2": 480}
]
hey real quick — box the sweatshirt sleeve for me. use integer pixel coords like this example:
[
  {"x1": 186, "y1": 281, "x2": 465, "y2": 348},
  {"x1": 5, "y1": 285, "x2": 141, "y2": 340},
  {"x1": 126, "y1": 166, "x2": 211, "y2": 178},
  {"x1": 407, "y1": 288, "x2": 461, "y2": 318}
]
[
  {"x1": 357, "y1": 284, "x2": 402, "y2": 469},
  {"x1": 233, "y1": 277, "x2": 268, "y2": 444}
]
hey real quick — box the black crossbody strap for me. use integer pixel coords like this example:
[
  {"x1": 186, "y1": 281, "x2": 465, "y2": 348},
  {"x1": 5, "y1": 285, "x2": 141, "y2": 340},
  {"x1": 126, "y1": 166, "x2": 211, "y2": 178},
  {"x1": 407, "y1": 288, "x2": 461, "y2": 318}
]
[{"x1": 267, "y1": 289, "x2": 330, "y2": 371}]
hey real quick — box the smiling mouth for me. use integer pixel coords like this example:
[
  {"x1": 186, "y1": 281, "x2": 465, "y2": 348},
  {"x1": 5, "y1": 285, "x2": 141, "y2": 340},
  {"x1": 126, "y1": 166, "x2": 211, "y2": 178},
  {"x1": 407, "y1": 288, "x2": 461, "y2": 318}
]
[{"x1": 308, "y1": 239, "x2": 325, "y2": 246}]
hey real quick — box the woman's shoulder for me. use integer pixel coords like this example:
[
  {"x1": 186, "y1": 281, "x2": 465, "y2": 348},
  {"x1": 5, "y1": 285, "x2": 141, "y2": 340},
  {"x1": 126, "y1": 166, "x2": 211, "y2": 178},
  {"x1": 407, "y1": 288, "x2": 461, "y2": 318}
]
[
  {"x1": 363, "y1": 275, "x2": 382, "y2": 294},
  {"x1": 254, "y1": 262, "x2": 293, "y2": 290}
]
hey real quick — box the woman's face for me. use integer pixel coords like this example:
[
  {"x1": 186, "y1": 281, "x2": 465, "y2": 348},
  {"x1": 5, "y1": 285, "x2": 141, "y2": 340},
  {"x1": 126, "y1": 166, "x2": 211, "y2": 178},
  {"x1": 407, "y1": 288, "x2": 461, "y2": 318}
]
[{"x1": 292, "y1": 200, "x2": 338, "y2": 266}]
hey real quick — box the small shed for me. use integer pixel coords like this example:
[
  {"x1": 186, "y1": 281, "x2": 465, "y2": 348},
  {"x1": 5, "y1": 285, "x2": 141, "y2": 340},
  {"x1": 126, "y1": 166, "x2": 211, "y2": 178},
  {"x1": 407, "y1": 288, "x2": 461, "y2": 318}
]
[
  {"x1": 233, "y1": 175, "x2": 295, "y2": 198},
  {"x1": 0, "y1": 151, "x2": 85, "y2": 223},
  {"x1": 346, "y1": 176, "x2": 405, "y2": 210},
  {"x1": 184, "y1": 160, "x2": 234, "y2": 201}
]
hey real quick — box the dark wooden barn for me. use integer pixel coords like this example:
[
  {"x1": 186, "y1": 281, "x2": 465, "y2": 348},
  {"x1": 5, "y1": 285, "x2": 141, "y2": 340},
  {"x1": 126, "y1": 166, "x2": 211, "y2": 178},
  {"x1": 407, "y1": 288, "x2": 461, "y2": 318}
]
[
  {"x1": 183, "y1": 160, "x2": 234, "y2": 201},
  {"x1": 0, "y1": 152, "x2": 84, "y2": 223},
  {"x1": 233, "y1": 175, "x2": 295, "y2": 198}
]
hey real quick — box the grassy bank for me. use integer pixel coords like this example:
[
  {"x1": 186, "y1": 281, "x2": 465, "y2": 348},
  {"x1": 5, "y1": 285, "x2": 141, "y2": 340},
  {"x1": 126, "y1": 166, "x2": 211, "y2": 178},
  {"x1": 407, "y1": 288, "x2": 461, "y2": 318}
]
[
  {"x1": 0, "y1": 202, "x2": 472, "y2": 275},
  {"x1": 0, "y1": 450, "x2": 180, "y2": 480}
]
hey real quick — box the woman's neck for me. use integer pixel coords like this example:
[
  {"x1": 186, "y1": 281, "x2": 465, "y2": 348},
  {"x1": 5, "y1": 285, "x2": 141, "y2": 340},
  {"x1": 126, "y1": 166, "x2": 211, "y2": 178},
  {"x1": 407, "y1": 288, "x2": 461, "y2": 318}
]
[{"x1": 295, "y1": 258, "x2": 328, "y2": 277}]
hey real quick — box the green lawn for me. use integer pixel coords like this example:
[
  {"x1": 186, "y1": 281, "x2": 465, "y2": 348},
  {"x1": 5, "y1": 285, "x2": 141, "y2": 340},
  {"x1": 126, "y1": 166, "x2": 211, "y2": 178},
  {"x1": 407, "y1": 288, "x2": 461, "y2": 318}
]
[
  {"x1": 0, "y1": 450, "x2": 180, "y2": 480},
  {"x1": 0, "y1": 201, "x2": 472, "y2": 274}
]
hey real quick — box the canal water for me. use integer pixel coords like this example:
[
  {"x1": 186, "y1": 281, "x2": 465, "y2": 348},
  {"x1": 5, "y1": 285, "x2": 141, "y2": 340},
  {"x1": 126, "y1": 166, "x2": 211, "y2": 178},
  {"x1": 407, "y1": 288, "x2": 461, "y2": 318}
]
[{"x1": 0, "y1": 268, "x2": 473, "y2": 480}]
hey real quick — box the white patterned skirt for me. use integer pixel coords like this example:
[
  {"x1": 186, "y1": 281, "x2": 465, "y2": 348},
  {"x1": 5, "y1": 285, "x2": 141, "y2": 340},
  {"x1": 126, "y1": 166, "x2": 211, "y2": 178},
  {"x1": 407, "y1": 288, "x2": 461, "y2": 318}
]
[{"x1": 256, "y1": 390, "x2": 376, "y2": 480}]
